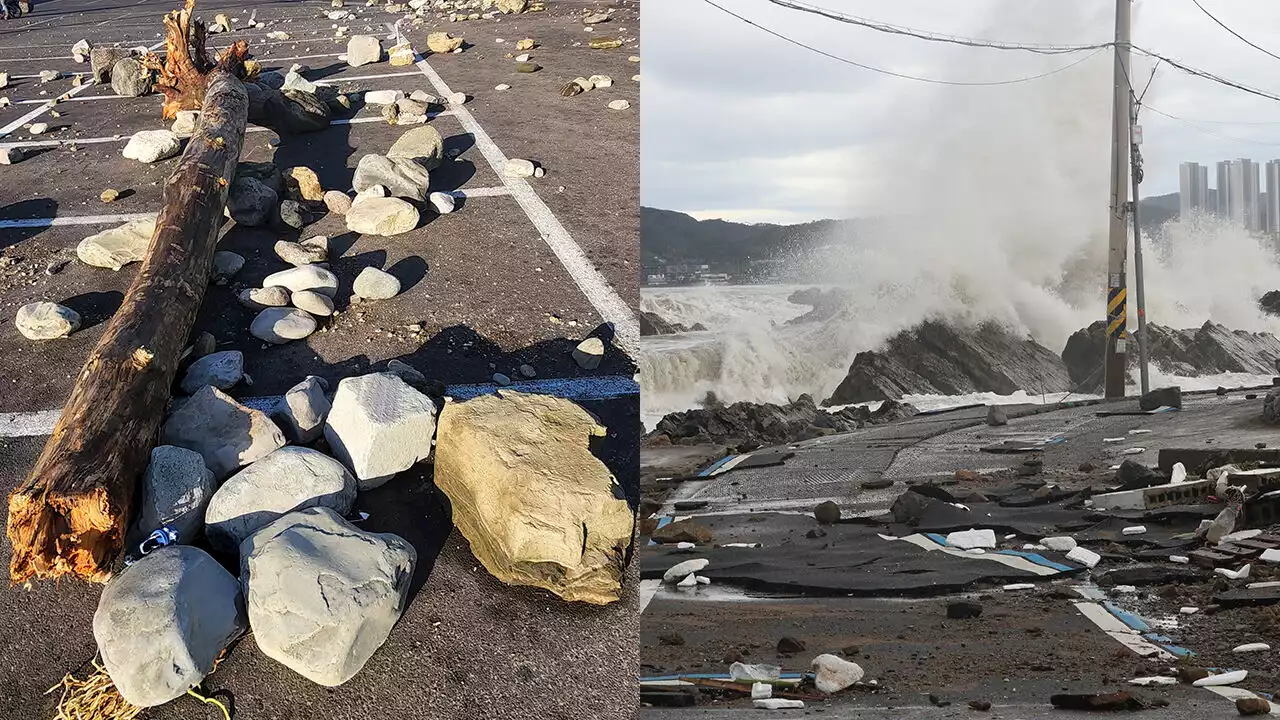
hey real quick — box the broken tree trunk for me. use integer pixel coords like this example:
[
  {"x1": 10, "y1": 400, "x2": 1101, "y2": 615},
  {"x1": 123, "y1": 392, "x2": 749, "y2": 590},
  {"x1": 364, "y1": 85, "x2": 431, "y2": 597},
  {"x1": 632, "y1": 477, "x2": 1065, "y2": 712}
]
[{"x1": 7, "y1": 3, "x2": 249, "y2": 584}]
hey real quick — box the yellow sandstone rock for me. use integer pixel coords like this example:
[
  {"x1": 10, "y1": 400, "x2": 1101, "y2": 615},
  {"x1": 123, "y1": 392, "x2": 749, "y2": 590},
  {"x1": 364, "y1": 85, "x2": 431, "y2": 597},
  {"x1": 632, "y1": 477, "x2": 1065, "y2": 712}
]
[
  {"x1": 427, "y1": 32, "x2": 464, "y2": 54},
  {"x1": 433, "y1": 390, "x2": 634, "y2": 605}
]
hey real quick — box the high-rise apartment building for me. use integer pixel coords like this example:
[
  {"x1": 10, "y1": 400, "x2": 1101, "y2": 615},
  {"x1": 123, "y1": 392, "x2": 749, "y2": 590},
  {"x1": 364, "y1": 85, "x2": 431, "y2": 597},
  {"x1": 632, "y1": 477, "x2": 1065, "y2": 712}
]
[{"x1": 1179, "y1": 162, "x2": 1209, "y2": 217}]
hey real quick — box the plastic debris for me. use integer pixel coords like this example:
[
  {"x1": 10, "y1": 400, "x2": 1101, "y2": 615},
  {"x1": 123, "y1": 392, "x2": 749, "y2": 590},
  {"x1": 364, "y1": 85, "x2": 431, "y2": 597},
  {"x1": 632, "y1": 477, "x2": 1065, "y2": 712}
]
[
  {"x1": 729, "y1": 662, "x2": 781, "y2": 682},
  {"x1": 1180, "y1": 607, "x2": 1199, "y2": 614},
  {"x1": 1121, "y1": 526, "x2": 1147, "y2": 536},
  {"x1": 1002, "y1": 583, "x2": 1035, "y2": 591},
  {"x1": 1193, "y1": 670, "x2": 1248, "y2": 687},
  {"x1": 1170, "y1": 462, "x2": 1187, "y2": 484},
  {"x1": 1129, "y1": 677, "x2": 1177, "y2": 686},
  {"x1": 1216, "y1": 564, "x2": 1252, "y2": 581},
  {"x1": 1067, "y1": 546, "x2": 1101, "y2": 568},
  {"x1": 1170, "y1": 555, "x2": 1190, "y2": 564}
]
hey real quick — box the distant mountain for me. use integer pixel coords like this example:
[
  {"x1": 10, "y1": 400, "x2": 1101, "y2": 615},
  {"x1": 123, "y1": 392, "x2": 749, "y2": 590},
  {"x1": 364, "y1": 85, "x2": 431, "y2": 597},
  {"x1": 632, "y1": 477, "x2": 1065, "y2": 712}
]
[
  {"x1": 641, "y1": 207, "x2": 854, "y2": 266},
  {"x1": 1138, "y1": 192, "x2": 1180, "y2": 230}
]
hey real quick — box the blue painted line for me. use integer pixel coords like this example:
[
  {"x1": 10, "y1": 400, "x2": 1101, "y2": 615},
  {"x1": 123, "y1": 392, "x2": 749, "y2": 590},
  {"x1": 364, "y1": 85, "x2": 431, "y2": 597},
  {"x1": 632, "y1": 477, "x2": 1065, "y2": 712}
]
[
  {"x1": 446, "y1": 375, "x2": 638, "y2": 401},
  {"x1": 1159, "y1": 643, "x2": 1195, "y2": 658},
  {"x1": 1045, "y1": 436, "x2": 1066, "y2": 445},
  {"x1": 1104, "y1": 601, "x2": 1151, "y2": 632},
  {"x1": 1143, "y1": 633, "x2": 1175, "y2": 644},
  {"x1": 697, "y1": 455, "x2": 737, "y2": 477},
  {"x1": 995, "y1": 550, "x2": 1075, "y2": 572},
  {"x1": 925, "y1": 533, "x2": 949, "y2": 546}
]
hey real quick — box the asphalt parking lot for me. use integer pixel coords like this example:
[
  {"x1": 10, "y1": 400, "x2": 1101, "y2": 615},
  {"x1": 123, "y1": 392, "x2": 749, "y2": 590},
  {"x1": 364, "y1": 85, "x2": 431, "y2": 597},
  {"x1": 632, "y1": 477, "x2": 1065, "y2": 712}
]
[{"x1": 0, "y1": 0, "x2": 640, "y2": 717}]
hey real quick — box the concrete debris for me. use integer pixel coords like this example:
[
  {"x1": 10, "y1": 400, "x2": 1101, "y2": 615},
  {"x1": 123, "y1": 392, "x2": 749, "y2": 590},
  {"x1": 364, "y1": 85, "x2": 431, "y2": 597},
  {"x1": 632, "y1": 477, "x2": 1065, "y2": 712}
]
[
  {"x1": 811, "y1": 653, "x2": 864, "y2": 693},
  {"x1": 93, "y1": 546, "x2": 245, "y2": 707},
  {"x1": 751, "y1": 682, "x2": 772, "y2": 699},
  {"x1": 1217, "y1": 564, "x2": 1252, "y2": 580},
  {"x1": 160, "y1": 386, "x2": 286, "y2": 478},
  {"x1": 946, "y1": 528, "x2": 995, "y2": 550},
  {"x1": 241, "y1": 507, "x2": 415, "y2": 686},
  {"x1": 71, "y1": 39, "x2": 91, "y2": 63},
  {"x1": 1066, "y1": 546, "x2": 1101, "y2": 568},
  {"x1": 1042, "y1": 536, "x2": 1077, "y2": 552},
  {"x1": 1129, "y1": 677, "x2": 1177, "y2": 686},
  {"x1": 205, "y1": 447, "x2": 357, "y2": 553},
  {"x1": 1122, "y1": 525, "x2": 1147, "y2": 536},
  {"x1": 1171, "y1": 462, "x2": 1187, "y2": 484},
  {"x1": 754, "y1": 699, "x2": 804, "y2": 709},
  {"x1": 15, "y1": 301, "x2": 80, "y2": 340}
]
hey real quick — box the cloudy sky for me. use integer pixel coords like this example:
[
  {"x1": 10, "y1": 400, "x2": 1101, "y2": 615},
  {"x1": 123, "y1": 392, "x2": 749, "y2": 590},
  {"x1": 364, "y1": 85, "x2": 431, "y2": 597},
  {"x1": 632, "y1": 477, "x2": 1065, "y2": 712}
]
[{"x1": 641, "y1": 0, "x2": 1280, "y2": 225}]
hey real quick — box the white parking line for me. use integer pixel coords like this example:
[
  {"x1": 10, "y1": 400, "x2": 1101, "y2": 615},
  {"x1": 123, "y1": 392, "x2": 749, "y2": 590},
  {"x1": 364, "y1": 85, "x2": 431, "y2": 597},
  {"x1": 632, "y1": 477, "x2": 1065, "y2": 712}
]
[
  {"x1": 0, "y1": 39, "x2": 165, "y2": 139},
  {"x1": 8, "y1": 70, "x2": 430, "y2": 104},
  {"x1": 0, "y1": 374, "x2": 639, "y2": 437},
  {"x1": 395, "y1": 30, "x2": 639, "y2": 348},
  {"x1": 0, "y1": 186, "x2": 512, "y2": 229},
  {"x1": 0, "y1": 111, "x2": 456, "y2": 149}
]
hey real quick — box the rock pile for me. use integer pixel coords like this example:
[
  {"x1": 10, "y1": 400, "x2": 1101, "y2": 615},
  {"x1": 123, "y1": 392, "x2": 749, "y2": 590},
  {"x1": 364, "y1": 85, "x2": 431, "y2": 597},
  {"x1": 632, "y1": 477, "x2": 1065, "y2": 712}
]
[{"x1": 646, "y1": 394, "x2": 917, "y2": 449}]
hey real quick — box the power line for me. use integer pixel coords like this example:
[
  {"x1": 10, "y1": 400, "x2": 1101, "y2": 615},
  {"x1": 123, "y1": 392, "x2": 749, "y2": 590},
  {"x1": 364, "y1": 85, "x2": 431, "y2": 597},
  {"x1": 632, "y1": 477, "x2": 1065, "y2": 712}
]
[
  {"x1": 1131, "y1": 45, "x2": 1280, "y2": 104},
  {"x1": 1144, "y1": 104, "x2": 1280, "y2": 146},
  {"x1": 1190, "y1": 0, "x2": 1280, "y2": 65},
  {"x1": 760, "y1": 0, "x2": 1112, "y2": 55},
  {"x1": 699, "y1": 0, "x2": 1108, "y2": 87}
]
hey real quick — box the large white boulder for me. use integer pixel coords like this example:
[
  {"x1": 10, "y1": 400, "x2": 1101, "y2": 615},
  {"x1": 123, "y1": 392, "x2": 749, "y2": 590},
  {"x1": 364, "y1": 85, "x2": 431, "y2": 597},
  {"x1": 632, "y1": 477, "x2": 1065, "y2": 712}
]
[{"x1": 323, "y1": 372, "x2": 438, "y2": 489}]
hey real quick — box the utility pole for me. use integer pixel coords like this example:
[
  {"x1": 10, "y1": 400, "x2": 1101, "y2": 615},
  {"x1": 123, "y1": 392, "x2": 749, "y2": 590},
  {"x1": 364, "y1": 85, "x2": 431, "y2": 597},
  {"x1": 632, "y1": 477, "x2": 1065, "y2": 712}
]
[
  {"x1": 1130, "y1": 105, "x2": 1151, "y2": 395},
  {"x1": 1105, "y1": 0, "x2": 1132, "y2": 398}
]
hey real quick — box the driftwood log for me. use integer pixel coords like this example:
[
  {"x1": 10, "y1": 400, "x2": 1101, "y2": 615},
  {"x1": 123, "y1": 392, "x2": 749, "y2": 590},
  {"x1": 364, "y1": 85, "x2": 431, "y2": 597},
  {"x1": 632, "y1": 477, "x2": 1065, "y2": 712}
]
[{"x1": 7, "y1": 1, "x2": 249, "y2": 584}]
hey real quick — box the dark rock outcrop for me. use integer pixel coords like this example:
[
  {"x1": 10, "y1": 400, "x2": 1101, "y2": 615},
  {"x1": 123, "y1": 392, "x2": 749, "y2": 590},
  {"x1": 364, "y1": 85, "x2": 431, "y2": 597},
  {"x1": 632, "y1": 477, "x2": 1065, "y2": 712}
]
[
  {"x1": 1260, "y1": 291, "x2": 1280, "y2": 317},
  {"x1": 785, "y1": 287, "x2": 849, "y2": 325},
  {"x1": 823, "y1": 321, "x2": 1071, "y2": 406},
  {"x1": 1063, "y1": 320, "x2": 1280, "y2": 392},
  {"x1": 639, "y1": 311, "x2": 706, "y2": 336},
  {"x1": 644, "y1": 394, "x2": 916, "y2": 449}
]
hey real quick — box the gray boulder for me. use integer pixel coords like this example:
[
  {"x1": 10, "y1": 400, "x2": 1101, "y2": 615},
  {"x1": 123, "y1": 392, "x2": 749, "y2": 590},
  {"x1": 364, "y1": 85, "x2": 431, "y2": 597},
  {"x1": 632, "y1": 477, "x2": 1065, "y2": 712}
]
[
  {"x1": 387, "y1": 125, "x2": 444, "y2": 170},
  {"x1": 240, "y1": 507, "x2": 416, "y2": 686},
  {"x1": 352, "y1": 267, "x2": 401, "y2": 300},
  {"x1": 324, "y1": 372, "x2": 438, "y2": 489},
  {"x1": 251, "y1": 307, "x2": 318, "y2": 344},
  {"x1": 130, "y1": 445, "x2": 217, "y2": 543},
  {"x1": 77, "y1": 215, "x2": 157, "y2": 270},
  {"x1": 292, "y1": 290, "x2": 335, "y2": 317},
  {"x1": 94, "y1": 546, "x2": 245, "y2": 707},
  {"x1": 345, "y1": 196, "x2": 419, "y2": 236},
  {"x1": 274, "y1": 376, "x2": 331, "y2": 443},
  {"x1": 205, "y1": 447, "x2": 356, "y2": 553},
  {"x1": 236, "y1": 161, "x2": 283, "y2": 193},
  {"x1": 324, "y1": 190, "x2": 353, "y2": 215},
  {"x1": 15, "y1": 302, "x2": 80, "y2": 340},
  {"x1": 281, "y1": 89, "x2": 332, "y2": 133},
  {"x1": 238, "y1": 286, "x2": 292, "y2": 310},
  {"x1": 213, "y1": 250, "x2": 245, "y2": 278},
  {"x1": 90, "y1": 47, "x2": 127, "y2": 83},
  {"x1": 276, "y1": 199, "x2": 306, "y2": 230},
  {"x1": 262, "y1": 265, "x2": 339, "y2": 297},
  {"x1": 227, "y1": 176, "x2": 278, "y2": 226},
  {"x1": 352, "y1": 154, "x2": 430, "y2": 201},
  {"x1": 122, "y1": 129, "x2": 181, "y2": 163},
  {"x1": 180, "y1": 350, "x2": 243, "y2": 394},
  {"x1": 110, "y1": 56, "x2": 152, "y2": 97},
  {"x1": 346, "y1": 35, "x2": 383, "y2": 67},
  {"x1": 275, "y1": 236, "x2": 328, "y2": 266},
  {"x1": 160, "y1": 386, "x2": 286, "y2": 478}
]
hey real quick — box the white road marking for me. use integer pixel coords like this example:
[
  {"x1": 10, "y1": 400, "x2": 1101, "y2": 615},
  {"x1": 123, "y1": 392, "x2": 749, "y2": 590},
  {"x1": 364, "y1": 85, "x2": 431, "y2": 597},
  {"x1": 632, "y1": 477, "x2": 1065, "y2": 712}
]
[
  {"x1": 0, "y1": 374, "x2": 638, "y2": 437},
  {"x1": 315, "y1": 70, "x2": 423, "y2": 85},
  {"x1": 0, "y1": 186, "x2": 510, "y2": 229},
  {"x1": 0, "y1": 111, "x2": 456, "y2": 149},
  {"x1": 0, "y1": 39, "x2": 165, "y2": 139},
  {"x1": 14, "y1": 93, "x2": 127, "y2": 105},
  {"x1": 394, "y1": 28, "x2": 638, "y2": 348}
]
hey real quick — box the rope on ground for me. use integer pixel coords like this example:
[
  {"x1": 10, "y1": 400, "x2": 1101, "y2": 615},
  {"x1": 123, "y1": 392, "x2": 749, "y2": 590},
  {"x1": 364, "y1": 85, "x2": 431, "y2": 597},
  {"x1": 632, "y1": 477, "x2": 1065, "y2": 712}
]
[
  {"x1": 186, "y1": 687, "x2": 232, "y2": 720},
  {"x1": 45, "y1": 657, "x2": 141, "y2": 720}
]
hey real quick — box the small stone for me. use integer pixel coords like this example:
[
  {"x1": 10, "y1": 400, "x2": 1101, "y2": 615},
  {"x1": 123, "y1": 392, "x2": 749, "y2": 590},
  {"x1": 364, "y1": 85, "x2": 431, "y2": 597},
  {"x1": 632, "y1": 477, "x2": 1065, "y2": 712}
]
[
  {"x1": 171, "y1": 110, "x2": 200, "y2": 136},
  {"x1": 505, "y1": 158, "x2": 536, "y2": 177},
  {"x1": 15, "y1": 302, "x2": 80, "y2": 340},
  {"x1": 160, "y1": 386, "x2": 286, "y2": 478},
  {"x1": 409, "y1": 89, "x2": 436, "y2": 103},
  {"x1": 1042, "y1": 536, "x2": 1077, "y2": 552},
  {"x1": 387, "y1": 125, "x2": 444, "y2": 170},
  {"x1": 40, "y1": 69, "x2": 61, "y2": 82},
  {"x1": 285, "y1": 166, "x2": 325, "y2": 202},
  {"x1": 352, "y1": 267, "x2": 401, "y2": 300},
  {"x1": 573, "y1": 336, "x2": 605, "y2": 369},
  {"x1": 263, "y1": 265, "x2": 339, "y2": 297},
  {"x1": 429, "y1": 191, "x2": 456, "y2": 214},
  {"x1": 1237, "y1": 697, "x2": 1271, "y2": 715},
  {"x1": 662, "y1": 558, "x2": 708, "y2": 584},
  {"x1": 100, "y1": 188, "x2": 119, "y2": 203},
  {"x1": 519, "y1": 364, "x2": 536, "y2": 378},
  {"x1": 292, "y1": 290, "x2": 335, "y2": 317},
  {"x1": 448, "y1": 91, "x2": 467, "y2": 105},
  {"x1": 533, "y1": 166, "x2": 545, "y2": 178},
  {"x1": 395, "y1": 97, "x2": 427, "y2": 119},
  {"x1": 0, "y1": 72, "x2": 8, "y2": 88},
  {"x1": 323, "y1": 190, "x2": 353, "y2": 214},
  {"x1": 324, "y1": 372, "x2": 438, "y2": 488},
  {"x1": 281, "y1": 69, "x2": 317, "y2": 95},
  {"x1": 607, "y1": 99, "x2": 630, "y2": 110},
  {"x1": 811, "y1": 654, "x2": 864, "y2": 693},
  {"x1": 346, "y1": 35, "x2": 382, "y2": 67},
  {"x1": 495, "y1": 83, "x2": 511, "y2": 91},
  {"x1": 516, "y1": 38, "x2": 535, "y2": 51},
  {"x1": 212, "y1": 251, "x2": 244, "y2": 278},
  {"x1": 346, "y1": 196, "x2": 420, "y2": 236},
  {"x1": 204, "y1": 446, "x2": 356, "y2": 553},
  {"x1": 251, "y1": 307, "x2": 318, "y2": 344},
  {"x1": 238, "y1": 286, "x2": 292, "y2": 310},
  {"x1": 0, "y1": 147, "x2": 23, "y2": 165},
  {"x1": 363, "y1": 89, "x2": 404, "y2": 105},
  {"x1": 180, "y1": 350, "x2": 243, "y2": 394},
  {"x1": 28, "y1": 123, "x2": 48, "y2": 135},
  {"x1": 93, "y1": 546, "x2": 244, "y2": 707},
  {"x1": 277, "y1": 200, "x2": 306, "y2": 230},
  {"x1": 777, "y1": 636, "x2": 806, "y2": 655},
  {"x1": 188, "y1": 332, "x2": 216, "y2": 361},
  {"x1": 813, "y1": 500, "x2": 841, "y2": 524},
  {"x1": 515, "y1": 62, "x2": 541, "y2": 73},
  {"x1": 428, "y1": 32, "x2": 463, "y2": 53},
  {"x1": 493, "y1": 373, "x2": 511, "y2": 386},
  {"x1": 582, "y1": 12, "x2": 609, "y2": 24},
  {"x1": 381, "y1": 102, "x2": 400, "y2": 125},
  {"x1": 588, "y1": 74, "x2": 612, "y2": 88},
  {"x1": 274, "y1": 236, "x2": 328, "y2": 266},
  {"x1": 273, "y1": 375, "x2": 331, "y2": 443}
]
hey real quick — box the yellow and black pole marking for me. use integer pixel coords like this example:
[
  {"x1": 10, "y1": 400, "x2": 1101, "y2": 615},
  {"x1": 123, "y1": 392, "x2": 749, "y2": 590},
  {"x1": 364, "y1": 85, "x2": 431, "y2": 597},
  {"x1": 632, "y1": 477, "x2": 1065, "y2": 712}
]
[{"x1": 1107, "y1": 287, "x2": 1127, "y2": 339}]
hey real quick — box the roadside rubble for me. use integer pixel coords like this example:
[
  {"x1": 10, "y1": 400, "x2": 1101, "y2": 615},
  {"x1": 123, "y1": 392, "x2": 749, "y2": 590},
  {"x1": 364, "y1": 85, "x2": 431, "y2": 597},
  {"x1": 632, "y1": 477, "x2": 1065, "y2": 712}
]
[{"x1": 641, "y1": 387, "x2": 1280, "y2": 711}]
